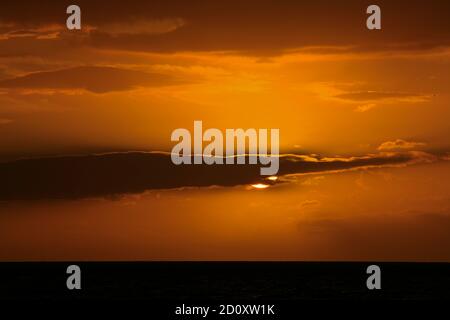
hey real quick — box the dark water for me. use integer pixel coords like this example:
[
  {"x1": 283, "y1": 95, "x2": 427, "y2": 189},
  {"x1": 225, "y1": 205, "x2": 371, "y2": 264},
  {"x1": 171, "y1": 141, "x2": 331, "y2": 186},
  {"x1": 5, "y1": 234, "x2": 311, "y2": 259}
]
[{"x1": 1, "y1": 262, "x2": 449, "y2": 301}]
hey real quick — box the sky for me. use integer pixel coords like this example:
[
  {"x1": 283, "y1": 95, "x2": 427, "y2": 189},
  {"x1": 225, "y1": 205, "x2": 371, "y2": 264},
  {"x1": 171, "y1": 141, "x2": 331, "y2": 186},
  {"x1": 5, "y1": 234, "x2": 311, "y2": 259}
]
[{"x1": 0, "y1": 0, "x2": 449, "y2": 261}]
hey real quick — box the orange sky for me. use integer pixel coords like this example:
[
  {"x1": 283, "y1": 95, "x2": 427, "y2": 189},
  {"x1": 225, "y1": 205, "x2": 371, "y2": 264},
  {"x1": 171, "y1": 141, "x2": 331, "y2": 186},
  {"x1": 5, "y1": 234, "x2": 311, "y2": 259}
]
[
  {"x1": 0, "y1": 0, "x2": 449, "y2": 158},
  {"x1": 0, "y1": 0, "x2": 449, "y2": 261}
]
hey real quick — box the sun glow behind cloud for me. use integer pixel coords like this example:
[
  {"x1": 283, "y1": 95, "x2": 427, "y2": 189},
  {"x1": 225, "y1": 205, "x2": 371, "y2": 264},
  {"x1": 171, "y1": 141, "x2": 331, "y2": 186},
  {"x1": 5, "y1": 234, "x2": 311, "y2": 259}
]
[
  {"x1": 0, "y1": 0, "x2": 449, "y2": 262},
  {"x1": 251, "y1": 183, "x2": 270, "y2": 189}
]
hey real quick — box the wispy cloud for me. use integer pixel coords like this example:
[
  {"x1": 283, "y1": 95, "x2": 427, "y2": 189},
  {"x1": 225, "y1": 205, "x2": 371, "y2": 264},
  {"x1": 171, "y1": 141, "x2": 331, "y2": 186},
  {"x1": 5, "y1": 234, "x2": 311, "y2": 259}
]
[
  {"x1": 378, "y1": 139, "x2": 426, "y2": 151},
  {"x1": 0, "y1": 66, "x2": 188, "y2": 93},
  {"x1": 312, "y1": 82, "x2": 433, "y2": 112},
  {"x1": 0, "y1": 118, "x2": 13, "y2": 124},
  {"x1": 334, "y1": 91, "x2": 431, "y2": 103},
  {"x1": 0, "y1": 23, "x2": 66, "y2": 40},
  {"x1": 95, "y1": 18, "x2": 185, "y2": 36}
]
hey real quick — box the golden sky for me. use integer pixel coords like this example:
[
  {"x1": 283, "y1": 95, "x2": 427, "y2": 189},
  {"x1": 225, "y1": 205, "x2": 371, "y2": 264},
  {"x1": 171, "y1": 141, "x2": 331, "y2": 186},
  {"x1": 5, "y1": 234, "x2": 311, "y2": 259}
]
[
  {"x1": 0, "y1": 0, "x2": 449, "y2": 157},
  {"x1": 0, "y1": 0, "x2": 449, "y2": 261}
]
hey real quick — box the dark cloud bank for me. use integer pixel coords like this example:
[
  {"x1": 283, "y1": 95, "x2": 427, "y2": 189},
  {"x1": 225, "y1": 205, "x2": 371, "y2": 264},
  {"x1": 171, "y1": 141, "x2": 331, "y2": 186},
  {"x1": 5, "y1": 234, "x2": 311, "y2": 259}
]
[
  {"x1": 0, "y1": 66, "x2": 184, "y2": 93},
  {"x1": 1, "y1": 1, "x2": 450, "y2": 56},
  {"x1": 0, "y1": 151, "x2": 434, "y2": 200}
]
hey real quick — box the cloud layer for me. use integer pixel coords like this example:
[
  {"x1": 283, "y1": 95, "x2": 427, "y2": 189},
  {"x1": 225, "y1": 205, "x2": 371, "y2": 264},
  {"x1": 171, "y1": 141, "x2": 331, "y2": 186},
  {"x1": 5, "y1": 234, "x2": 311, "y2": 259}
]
[
  {"x1": 0, "y1": 66, "x2": 185, "y2": 93},
  {"x1": 1, "y1": 1, "x2": 450, "y2": 56},
  {"x1": 0, "y1": 150, "x2": 439, "y2": 200}
]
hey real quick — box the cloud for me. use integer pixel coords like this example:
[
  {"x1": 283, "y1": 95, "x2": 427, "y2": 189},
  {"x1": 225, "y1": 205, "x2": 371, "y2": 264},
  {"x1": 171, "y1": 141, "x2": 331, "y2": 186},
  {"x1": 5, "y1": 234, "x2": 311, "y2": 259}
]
[
  {"x1": 301, "y1": 176, "x2": 325, "y2": 186},
  {"x1": 334, "y1": 91, "x2": 431, "y2": 103},
  {"x1": 96, "y1": 18, "x2": 185, "y2": 36},
  {"x1": 0, "y1": 66, "x2": 187, "y2": 93},
  {"x1": 1, "y1": 1, "x2": 450, "y2": 56},
  {"x1": 355, "y1": 103, "x2": 377, "y2": 112},
  {"x1": 312, "y1": 82, "x2": 433, "y2": 111},
  {"x1": 0, "y1": 150, "x2": 440, "y2": 200},
  {"x1": 299, "y1": 200, "x2": 320, "y2": 208},
  {"x1": 0, "y1": 23, "x2": 65, "y2": 40},
  {"x1": 378, "y1": 139, "x2": 426, "y2": 151},
  {"x1": 0, "y1": 118, "x2": 13, "y2": 124}
]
